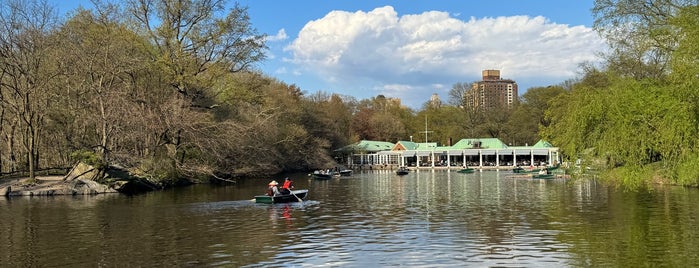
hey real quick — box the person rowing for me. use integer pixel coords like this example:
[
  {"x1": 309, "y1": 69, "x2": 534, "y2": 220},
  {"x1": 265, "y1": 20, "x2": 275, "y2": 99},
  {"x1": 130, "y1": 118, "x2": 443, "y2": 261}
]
[{"x1": 280, "y1": 177, "x2": 294, "y2": 195}]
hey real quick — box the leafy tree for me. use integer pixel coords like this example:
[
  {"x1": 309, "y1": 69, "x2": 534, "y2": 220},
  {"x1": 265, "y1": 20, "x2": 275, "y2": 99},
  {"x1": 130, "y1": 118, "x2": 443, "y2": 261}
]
[
  {"x1": 506, "y1": 103, "x2": 538, "y2": 146},
  {"x1": 351, "y1": 95, "x2": 410, "y2": 142},
  {"x1": 592, "y1": 0, "x2": 690, "y2": 80},
  {"x1": 668, "y1": 5, "x2": 699, "y2": 186},
  {"x1": 55, "y1": 8, "x2": 149, "y2": 166}
]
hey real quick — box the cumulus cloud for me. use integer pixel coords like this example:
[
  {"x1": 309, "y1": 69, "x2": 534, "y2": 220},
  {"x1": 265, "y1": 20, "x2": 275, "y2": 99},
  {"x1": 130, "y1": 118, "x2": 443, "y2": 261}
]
[
  {"x1": 285, "y1": 6, "x2": 606, "y2": 106},
  {"x1": 267, "y1": 29, "x2": 288, "y2": 42}
]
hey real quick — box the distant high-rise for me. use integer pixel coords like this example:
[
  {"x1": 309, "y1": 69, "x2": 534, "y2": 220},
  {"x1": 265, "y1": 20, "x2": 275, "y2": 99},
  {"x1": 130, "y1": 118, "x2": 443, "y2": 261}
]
[{"x1": 464, "y1": 70, "x2": 518, "y2": 110}]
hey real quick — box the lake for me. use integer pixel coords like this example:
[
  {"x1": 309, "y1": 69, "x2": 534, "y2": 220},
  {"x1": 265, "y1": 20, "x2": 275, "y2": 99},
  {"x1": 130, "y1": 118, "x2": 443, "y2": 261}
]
[{"x1": 1, "y1": 170, "x2": 698, "y2": 267}]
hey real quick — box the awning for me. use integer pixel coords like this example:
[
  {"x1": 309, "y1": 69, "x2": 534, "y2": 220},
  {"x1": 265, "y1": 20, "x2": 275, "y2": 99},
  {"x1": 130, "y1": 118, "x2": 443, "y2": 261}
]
[
  {"x1": 416, "y1": 151, "x2": 432, "y2": 156},
  {"x1": 498, "y1": 149, "x2": 513, "y2": 154},
  {"x1": 463, "y1": 150, "x2": 479, "y2": 156},
  {"x1": 532, "y1": 149, "x2": 550, "y2": 155},
  {"x1": 402, "y1": 150, "x2": 417, "y2": 157},
  {"x1": 514, "y1": 149, "x2": 532, "y2": 155}
]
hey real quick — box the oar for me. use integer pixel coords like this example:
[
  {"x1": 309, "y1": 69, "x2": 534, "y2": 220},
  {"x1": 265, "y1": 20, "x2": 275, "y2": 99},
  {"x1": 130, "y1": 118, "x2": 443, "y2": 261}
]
[{"x1": 290, "y1": 190, "x2": 303, "y2": 202}]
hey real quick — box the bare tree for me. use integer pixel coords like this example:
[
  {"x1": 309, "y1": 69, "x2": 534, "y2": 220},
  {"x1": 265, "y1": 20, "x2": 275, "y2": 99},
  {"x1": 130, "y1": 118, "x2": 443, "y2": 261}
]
[
  {"x1": 447, "y1": 82, "x2": 471, "y2": 107},
  {"x1": 122, "y1": 0, "x2": 267, "y2": 176},
  {"x1": 0, "y1": 0, "x2": 60, "y2": 181}
]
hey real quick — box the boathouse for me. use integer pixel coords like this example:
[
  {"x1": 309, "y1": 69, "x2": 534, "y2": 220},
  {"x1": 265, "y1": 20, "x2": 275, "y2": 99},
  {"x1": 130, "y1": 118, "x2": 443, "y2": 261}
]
[{"x1": 336, "y1": 138, "x2": 560, "y2": 170}]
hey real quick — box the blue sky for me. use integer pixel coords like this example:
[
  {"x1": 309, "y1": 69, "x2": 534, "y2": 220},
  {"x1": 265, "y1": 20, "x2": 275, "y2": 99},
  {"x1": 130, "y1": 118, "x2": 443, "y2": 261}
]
[{"x1": 55, "y1": 1, "x2": 606, "y2": 109}]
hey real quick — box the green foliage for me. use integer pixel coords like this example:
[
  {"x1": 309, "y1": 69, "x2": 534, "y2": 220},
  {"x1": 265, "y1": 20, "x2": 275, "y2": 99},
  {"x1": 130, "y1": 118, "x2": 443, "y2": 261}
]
[
  {"x1": 592, "y1": 0, "x2": 682, "y2": 80},
  {"x1": 675, "y1": 152, "x2": 699, "y2": 187},
  {"x1": 543, "y1": 68, "x2": 699, "y2": 189},
  {"x1": 70, "y1": 150, "x2": 106, "y2": 170},
  {"x1": 539, "y1": 2, "x2": 699, "y2": 189},
  {"x1": 601, "y1": 165, "x2": 655, "y2": 191}
]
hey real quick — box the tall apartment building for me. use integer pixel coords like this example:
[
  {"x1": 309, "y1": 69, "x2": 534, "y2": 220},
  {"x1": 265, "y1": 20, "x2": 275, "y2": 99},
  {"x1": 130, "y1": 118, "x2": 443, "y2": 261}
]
[{"x1": 464, "y1": 70, "x2": 518, "y2": 110}]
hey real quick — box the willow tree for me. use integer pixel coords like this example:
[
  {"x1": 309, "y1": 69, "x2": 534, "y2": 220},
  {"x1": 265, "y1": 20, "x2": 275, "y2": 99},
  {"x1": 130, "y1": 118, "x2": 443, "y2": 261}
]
[
  {"x1": 668, "y1": 5, "x2": 699, "y2": 186},
  {"x1": 543, "y1": 71, "x2": 696, "y2": 189},
  {"x1": 0, "y1": 0, "x2": 60, "y2": 181}
]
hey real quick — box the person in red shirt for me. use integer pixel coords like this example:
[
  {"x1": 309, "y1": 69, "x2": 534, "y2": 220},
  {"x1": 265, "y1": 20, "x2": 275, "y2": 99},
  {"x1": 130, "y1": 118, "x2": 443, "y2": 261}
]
[{"x1": 280, "y1": 177, "x2": 293, "y2": 195}]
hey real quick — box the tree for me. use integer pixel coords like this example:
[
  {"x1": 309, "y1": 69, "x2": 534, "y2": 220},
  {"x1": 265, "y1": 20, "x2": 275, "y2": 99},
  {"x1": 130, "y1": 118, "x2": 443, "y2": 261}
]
[
  {"x1": 55, "y1": 7, "x2": 149, "y2": 165},
  {"x1": 350, "y1": 95, "x2": 410, "y2": 142},
  {"x1": 124, "y1": 0, "x2": 267, "y2": 176},
  {"x1": 0, "y1": 0, "x2": 60, "y2": 181},
  {"x1": 668, "y1": 5, "x2": 699, "y2": 186},
  {"x1": 447, "y1": 82, "x2": 471, "y2": 107},
  {"x1": 592, "y1": 0, "x2": 692, "y2": 80},
  {"x1": 127, "y1": 0, "x2": 266, "y2": 95}
]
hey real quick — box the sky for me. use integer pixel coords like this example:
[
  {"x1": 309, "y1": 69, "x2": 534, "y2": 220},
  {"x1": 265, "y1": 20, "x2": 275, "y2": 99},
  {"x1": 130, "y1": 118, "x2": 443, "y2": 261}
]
[{"x1": 54, "y1": 1, "x2": 607, "y2": 109}]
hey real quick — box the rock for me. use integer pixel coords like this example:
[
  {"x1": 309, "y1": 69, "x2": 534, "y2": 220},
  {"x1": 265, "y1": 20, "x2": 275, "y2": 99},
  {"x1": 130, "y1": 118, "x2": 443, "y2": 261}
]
[
  {"x1": 1, "y1": 162, "x2": 159, "y2": 197},
  {"x1": 68, "y1": 179, "x2": 118, "y2": 195},
  {"x1": 64, "y1": 162, "x2": 101, "y2": 182},
  {"x1": 1, "y1": 186, "x2": 9, "y2": 196}
]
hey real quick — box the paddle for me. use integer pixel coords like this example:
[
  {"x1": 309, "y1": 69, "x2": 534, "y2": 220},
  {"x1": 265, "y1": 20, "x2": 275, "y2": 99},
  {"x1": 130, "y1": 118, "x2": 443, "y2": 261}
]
[{"x1": 290, "y1": 190, "x2": 303, "y2": 202}]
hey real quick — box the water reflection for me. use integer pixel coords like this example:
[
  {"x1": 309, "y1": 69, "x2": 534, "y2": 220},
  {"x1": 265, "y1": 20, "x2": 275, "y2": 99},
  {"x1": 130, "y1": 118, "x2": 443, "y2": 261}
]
[{"x1": 1, "y1": 171, "x2": 699, "y2": 266}]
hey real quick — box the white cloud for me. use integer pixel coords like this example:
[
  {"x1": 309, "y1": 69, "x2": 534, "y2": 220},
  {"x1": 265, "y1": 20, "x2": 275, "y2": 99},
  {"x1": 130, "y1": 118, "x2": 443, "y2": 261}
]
[
  {"x1": 266, "y1": 29, "x2": 288, "y2": 42},
  {"x1": 285, "y1": 5, "x2": 606, "y2": 107}
]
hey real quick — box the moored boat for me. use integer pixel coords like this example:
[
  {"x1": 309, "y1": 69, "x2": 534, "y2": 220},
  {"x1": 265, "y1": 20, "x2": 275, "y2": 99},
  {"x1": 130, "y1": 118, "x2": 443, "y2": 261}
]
[
  {"x1": 311, "y1": 171, "x2": 333, "y2": 180},
  {"x1": 255, "y1": 189, "x2": 308, "y2": 204},
  {"x1": 457, "y1": 167, "x2": 475, "y2": 173},
  {"x1": 531, "y1": 173, "x2": 555, "y2": 179},
  {"x1": 396, "y1": 166, "x2": 410, "y2": 175},
  {"x1": 513, "y1": 165, "x2": 560, "y2": 174}
]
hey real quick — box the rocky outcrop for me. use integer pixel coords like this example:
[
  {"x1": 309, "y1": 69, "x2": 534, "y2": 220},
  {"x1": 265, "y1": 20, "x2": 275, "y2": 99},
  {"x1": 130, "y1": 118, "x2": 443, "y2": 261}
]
[
  {"x1": 1, "y1": 186, "x2": 10, "y2": 196},
  {"x1": 2, "y1": 162, "x2": 160, "y2": 197}
]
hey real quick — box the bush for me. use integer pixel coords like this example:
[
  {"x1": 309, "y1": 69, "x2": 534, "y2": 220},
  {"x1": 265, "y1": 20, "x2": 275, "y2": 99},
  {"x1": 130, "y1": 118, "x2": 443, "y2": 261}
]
[{"x1": 70, "y1": 150, "x2": 106, "y2": 170}]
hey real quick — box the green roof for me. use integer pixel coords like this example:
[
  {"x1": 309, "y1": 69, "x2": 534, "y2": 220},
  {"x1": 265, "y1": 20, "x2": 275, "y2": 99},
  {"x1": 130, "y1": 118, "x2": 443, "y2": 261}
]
[
  {"x1": 451, "y1": 138, "x2": 508, "y2": 149},
  {"x1": 396, "y1": 141, "x2": 418, "y2": 150},
  {"x1": 338, "y1": 138, "x2": 556, "y2": 154},
  {"x1": 396, "y1": 141, "x2": 437, "y2": 150},
  {"x1": 416, "y1": 142, "x2": 437, "y2": 150},
  {"x1": 532, "y1": 140, "x2": 554, "y2": 148},
  {"x1": 335, "y1": 140, "x2": 395, "y2": 153}
]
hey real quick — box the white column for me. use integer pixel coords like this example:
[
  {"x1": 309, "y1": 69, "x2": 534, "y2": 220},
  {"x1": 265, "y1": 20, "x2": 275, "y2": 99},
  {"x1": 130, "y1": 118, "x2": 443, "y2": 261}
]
[
  {"x1": 479, "y1": 150, "x2": 483, "y2": 167},
  {"x1": 495, "y1": 150, "x2": 500, "y2": 167},
  {"x1": 446, "y1": 151, "x2": 450, "y2": 168}
]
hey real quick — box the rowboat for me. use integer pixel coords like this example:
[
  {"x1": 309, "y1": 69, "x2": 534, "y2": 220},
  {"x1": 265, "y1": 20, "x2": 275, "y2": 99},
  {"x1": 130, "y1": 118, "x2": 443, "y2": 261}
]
[
  {"x1": 531, "y1": 173, "x2": 555, "y2": 179},
  {"x1": 456, "y1": 168, "x2": 475, "y2": 173},
  {"x1": 310, "y1": 171, "x2": 333, "y2": 180},
  {"x1": 396, "y1": 166, "x2": 410, "y2": 175},
  {"x1": 513, "y1": 165, "x2": 559, "y2": 174},
  {"x1": 339, "y1": 169, "x2": 352, "y2": 176},
  {"x1": 254, "y1": 189, "x2": 309, "y2": 204}
]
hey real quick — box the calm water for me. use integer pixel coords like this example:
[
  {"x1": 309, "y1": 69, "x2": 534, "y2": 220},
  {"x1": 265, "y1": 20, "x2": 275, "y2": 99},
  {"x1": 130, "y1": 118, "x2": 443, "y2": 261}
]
[{"x1": 1, "y1": 170, "x2": 699, "y2": 267}]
